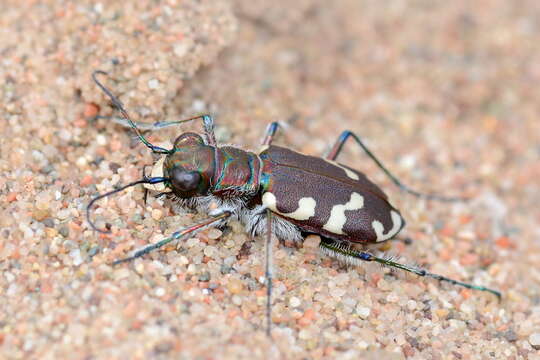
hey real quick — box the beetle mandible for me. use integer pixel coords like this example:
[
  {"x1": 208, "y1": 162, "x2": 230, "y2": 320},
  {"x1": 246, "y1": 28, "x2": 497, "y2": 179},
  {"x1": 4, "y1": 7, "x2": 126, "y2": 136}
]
[{"x1": 88, "y1": 71, "x2": 501, "y2": 335}]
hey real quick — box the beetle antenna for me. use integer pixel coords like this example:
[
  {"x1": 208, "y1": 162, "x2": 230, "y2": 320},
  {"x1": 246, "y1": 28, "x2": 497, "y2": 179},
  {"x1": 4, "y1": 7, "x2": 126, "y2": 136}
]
[
  {"x1": 87, "y1": 177, "x2": 168, "y2": 234},
  {"x1": 92, "y1": 70, "x2": 170, "y2": 154},
  {"x1": 319, "y1": 239, "x2": 501, "y2": 300}
]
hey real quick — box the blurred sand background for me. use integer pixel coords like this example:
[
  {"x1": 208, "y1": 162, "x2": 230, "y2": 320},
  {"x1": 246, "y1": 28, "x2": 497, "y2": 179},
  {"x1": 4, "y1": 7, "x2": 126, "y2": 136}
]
[{"x1": 1, "y1": 0, "x2": 540, "y2": 359}]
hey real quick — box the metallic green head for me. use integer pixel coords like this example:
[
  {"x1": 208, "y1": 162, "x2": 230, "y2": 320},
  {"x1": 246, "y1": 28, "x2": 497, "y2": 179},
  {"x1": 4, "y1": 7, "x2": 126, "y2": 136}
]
[{"x1": 164, "y1": 133, "x2": 216, "y2": 198}]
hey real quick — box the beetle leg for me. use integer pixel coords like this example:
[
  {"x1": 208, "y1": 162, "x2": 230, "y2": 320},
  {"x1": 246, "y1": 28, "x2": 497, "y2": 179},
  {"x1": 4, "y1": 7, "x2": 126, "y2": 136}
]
[
  {"x1": 100, "y1": 114, "x2": 217, "y2": 146},
  {"x1": 319, "y1": 238, "x2": 501, "y2": 300},
  {"x1": 201, "y1": 115, "x2": 217, "y2": 146},
  {"x1": 111, "y1": 211, "x2": 231, "y2": 265},
  {"x1": 93, "y1": 71, "x2": 170, "y2": 154},
  {"x1": 99, "y1": 115, "x2": 205, "y2": 131},
  {"x1": 326, "y1": 130, "x2": 466, "y2": 202},
  {"x1": 141, "y1": 164, "x2": 152, "y2": 205},
  {"x1": 261, "y1": 122, "x2": 280, "y2": 146},
  {"x1": 264, "y1": 209, "x2": 274, "y2": 336}
]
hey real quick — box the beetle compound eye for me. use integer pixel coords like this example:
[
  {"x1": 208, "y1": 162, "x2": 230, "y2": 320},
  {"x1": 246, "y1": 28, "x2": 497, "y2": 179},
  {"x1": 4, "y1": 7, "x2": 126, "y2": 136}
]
[{"x1": 171, "y1": 168, "x2": 201, "y2": 192}]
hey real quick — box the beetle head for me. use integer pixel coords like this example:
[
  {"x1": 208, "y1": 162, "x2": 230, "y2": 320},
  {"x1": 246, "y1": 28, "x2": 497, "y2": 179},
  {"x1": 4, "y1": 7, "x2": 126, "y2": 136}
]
[{"x1": 164, "y1": 132, "x2": 215, "y2": 198}]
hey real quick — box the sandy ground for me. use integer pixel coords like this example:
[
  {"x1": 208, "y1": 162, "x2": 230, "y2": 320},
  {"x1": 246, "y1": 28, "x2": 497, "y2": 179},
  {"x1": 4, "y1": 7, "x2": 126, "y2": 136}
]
[{"x1": 1, "y1": 0, "x2": 540, "y2": 359}]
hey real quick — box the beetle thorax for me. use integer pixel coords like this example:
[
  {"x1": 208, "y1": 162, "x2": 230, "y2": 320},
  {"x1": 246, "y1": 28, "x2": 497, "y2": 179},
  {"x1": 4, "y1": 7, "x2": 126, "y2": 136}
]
[
  {"x1": 163, "y1": 132, "x2": 262, "y2": 200},
  {"x1": 211, "y1": 146, "x2": 262, "y2": 198}
]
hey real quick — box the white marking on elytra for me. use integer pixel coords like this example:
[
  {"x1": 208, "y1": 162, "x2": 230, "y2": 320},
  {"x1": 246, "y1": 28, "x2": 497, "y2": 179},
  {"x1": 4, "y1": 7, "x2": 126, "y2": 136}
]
[
  {"x1": 259, "y1": 144, "x2": 270, "y2": 153},
  {"x1": 372, "y1": 210, "x2": 402, "y2": 242},
  {"x1": 143, "y1": 155, "x2": 172, "y2": 192},
  {"x1": 322, "y1": 192, "x2": 364, "y2": 234},
  {"x1": 325, "y1": 159, "x2": 359, "y2": 180},
  {"x1": 262, "y1": 192, "x2": 316, "y2": 221}
]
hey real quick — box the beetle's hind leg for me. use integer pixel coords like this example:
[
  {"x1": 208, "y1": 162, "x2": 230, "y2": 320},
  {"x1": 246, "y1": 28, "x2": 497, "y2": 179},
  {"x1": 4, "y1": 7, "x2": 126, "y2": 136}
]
[
  {"x1": 319, "y1": 238, "x2": 501, "y2": 300},
  {"x1": 325, "y1": 130, "x2": 465, "y2": 202}
]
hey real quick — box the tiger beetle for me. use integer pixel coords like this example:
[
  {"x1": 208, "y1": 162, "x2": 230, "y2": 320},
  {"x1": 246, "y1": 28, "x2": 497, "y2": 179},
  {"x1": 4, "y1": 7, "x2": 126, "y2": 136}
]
[{"x1": 87, "y1": 71, "x2": 501, "y2": 336}]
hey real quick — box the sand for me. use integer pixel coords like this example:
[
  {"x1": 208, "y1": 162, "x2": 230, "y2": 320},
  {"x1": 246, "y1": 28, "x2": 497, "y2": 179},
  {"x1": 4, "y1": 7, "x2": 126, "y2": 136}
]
[{"x1": 1, "y1": 0, "x2": 540, "y2": 359}]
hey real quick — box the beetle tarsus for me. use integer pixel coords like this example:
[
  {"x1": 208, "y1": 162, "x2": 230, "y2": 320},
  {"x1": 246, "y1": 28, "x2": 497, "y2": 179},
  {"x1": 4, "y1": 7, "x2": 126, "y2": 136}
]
[{"x1": 92, "y1": 70, "x2": 170, "y2": 154}]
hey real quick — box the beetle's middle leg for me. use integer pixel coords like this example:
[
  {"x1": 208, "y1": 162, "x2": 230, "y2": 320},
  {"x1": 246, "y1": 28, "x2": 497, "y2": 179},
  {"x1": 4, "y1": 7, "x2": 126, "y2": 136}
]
[
  {"x1": 261, "y1": 122, "x2": 280, "y2": 146},
  {"x1": 264, "y1": 210, "x2": 274, "y2": 337},
  {"x1": 325, "y1": 130, "x2": 464, "y2": 202}
]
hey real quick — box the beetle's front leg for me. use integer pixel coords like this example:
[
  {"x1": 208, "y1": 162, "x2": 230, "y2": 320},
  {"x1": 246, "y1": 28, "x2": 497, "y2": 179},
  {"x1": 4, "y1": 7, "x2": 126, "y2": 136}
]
[
  {"x1": 99, "y1": 114, "x2": 217, "y2": 146},
  {"x1": 326, "y1": 130, "x2": 464, "y2": 202},
  {"x1": 201, "y1": 115, "x2": 217, "y2": 146},
  {"x1": 111, "y1": 211, "x2": 231, "y2": 265}
]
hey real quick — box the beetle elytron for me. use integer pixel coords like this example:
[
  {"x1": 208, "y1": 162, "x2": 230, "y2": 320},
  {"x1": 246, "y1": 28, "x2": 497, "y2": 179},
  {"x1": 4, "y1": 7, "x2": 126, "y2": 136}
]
[{"x1": 88, "y1": 71, "x2": 501, "y2": 334}]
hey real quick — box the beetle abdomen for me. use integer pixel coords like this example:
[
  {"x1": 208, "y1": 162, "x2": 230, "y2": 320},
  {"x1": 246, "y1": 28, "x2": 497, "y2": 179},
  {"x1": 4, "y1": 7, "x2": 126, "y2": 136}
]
[{"x1": 259, "y1": 146, "x2": 405, "y2": 243}]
